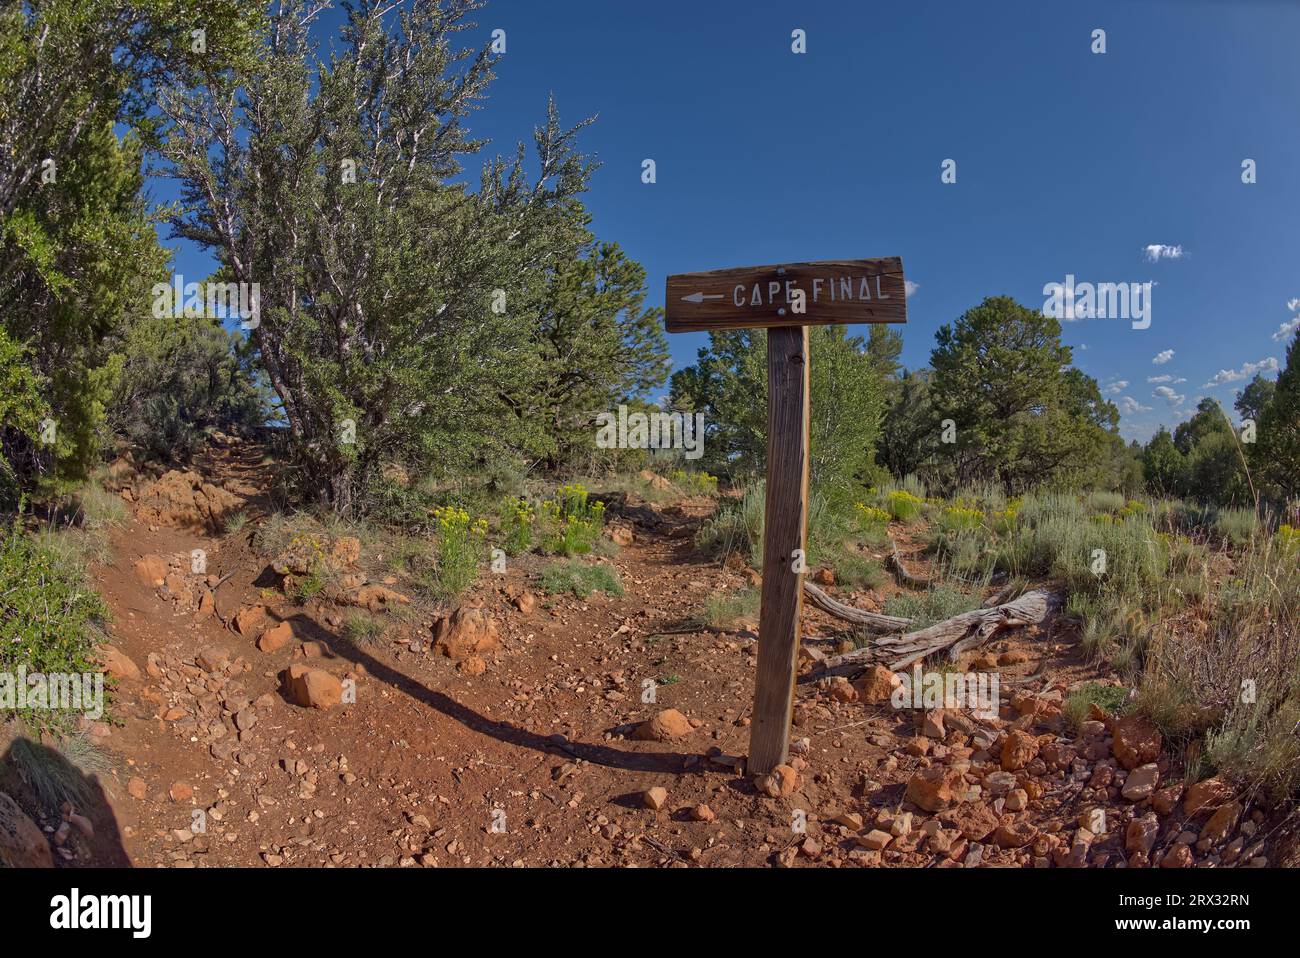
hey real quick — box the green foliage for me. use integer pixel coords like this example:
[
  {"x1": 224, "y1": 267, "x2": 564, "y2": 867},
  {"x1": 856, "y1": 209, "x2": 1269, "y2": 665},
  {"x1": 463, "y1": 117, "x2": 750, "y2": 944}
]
[
  {"x1": 538, "y1": 484, "x2": 605, "y2": 556},
  {"x1": 0, "y1": 517, "x2": 109, "y2": 729},
  {"x1": 882, "y1": 585, "x2": 977, "y2": 629},
  {"x1": 671, "y1": 325, "x2": 887, "y2": 497},
  {"x1": 427, "y1": 507, "x2": 489, "y2": 599},
  {"x1": 342, "y1": 611, "x2": 385, "y2": 647},
  {"x1": 1253, "y1": 333, "x2": 1299, "y2": 502},
  {"x1": 106, "y1": 312, "x2": 270, "y2": 463},
  {"x1": 696, "y1": 482, "x2": 766, "y2": 567},
  {"x1": 499, "y1": 497, "x2": 537, "y2": 556},
  {"x1": 929, "y1": 297, "x2": 1119, "y2": 491},
  {"x1": 700, "y1": 587, "x2": 760, "y2": 629},
  {"x1": 538, "y1": 559, "x2": 622, "y2": 598},
  {"x1": 885, "y1": 489, "x2": 924, "y2": 521},
  {"x1": 1062, "y1": 682, "x2": 1129, "y2": 732}
]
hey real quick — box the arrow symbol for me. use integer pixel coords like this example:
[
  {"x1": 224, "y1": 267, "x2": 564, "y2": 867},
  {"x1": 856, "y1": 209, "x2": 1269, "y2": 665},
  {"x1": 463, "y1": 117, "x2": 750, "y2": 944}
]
[{"x1": 681, "y1": 291, "x2": 724, "y2": 304}]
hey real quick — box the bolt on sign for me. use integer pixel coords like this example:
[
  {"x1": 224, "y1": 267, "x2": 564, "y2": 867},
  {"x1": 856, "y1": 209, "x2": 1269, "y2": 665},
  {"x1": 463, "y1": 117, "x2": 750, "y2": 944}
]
[{"x1": 664, "y1": 257, "x2": 907, "y2": 776}]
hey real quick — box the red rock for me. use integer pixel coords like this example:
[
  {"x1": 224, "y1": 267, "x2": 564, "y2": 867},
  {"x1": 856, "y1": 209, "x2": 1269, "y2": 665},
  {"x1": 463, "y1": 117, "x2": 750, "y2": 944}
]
[
  {"x1": 1199, "y1": 802, "x2": 1242, "y2": 845},
  {"x1": 169, "y1": 782, "x2": 193, "y2": 802},
  {"x1": 98, "y1": 644, "x2": 140, "y2": 681},
  {"x1": 1000, "y1": 730, "x2": 1040, "y2": 771},
  {"x1": 133, "y1": 554, "x2": 168, "y2": 588},
  {"x1": 457, "y1": 656, "x2": 487, "y2": 676},
  {"x1": 233, "y1": 605, "x2": 266, "y2": 635},
  {"x1": 196, "y1": 647, "x2": 229, "y2": 672},
  {"x1": 1112, "y1": 714, "x2": 1162, "y2": 770},
  {"x1": 281, "y1": 665, "x2": 343, "y2": 710},
  {"x1": 860, "y1": 829, "x2": 892, "y2": 850},
  {"x1": 642, "y1": 787, "x2": 668, "y2": 810},
  {"x1": 1152, "y1": 784, "x2": 1184, "y2": 816},
  {"x1": 635, "y1": 708, "x2": 694, "y2": 742},
  {"x1": 607, "y1": 524, "x2": 634, "y2": 546},
  {"x1": 432, "y1": 605, "x2": 500, "y2": 658},
  {"x1": 1126, "y1": 813, "x2": 1159, "y2": 854},
  {"x1": 1161, "y1": 844, "x2": 1194, "y2": 868},
  {"x1": 513, "y1": 591, "x2": 536, "y2": 614},
  {"x1": 195, "y1": 590, "x2": 215, "y2": 620},
  {"x1": 829, "y1": 677, "x2": 857, "y2": 703},
  {"x1": 0, "y1": 792, "x2": 53, "y2": 868},
  {"x1": 347, "y1": 584, "x2": 411, "y2": 614},
  {"x1": 905, "y1": 767, "x2": 965, "y2": 812},
  {"x1": 853, "y1": 665, "x2": 900, "y2": 704},
  {"x1": 998, "y1": 650, "x2": 1029, "y2": 665},
  {"x1": 994, "y1": 822, "x2": 1038, "y2": 848},
  {"x1": 1183, "y1": 777, "x2": 1233, "y2": 817},
  {"x1": 127, "y1": 777, "x2": 147, "y2": 800},
  {"x1": 1121, "y1": 763, "x2": 1160, "y2": 801},
  {"x1": 814, "y1": 567, "x2": 836, "y2": 586},
  {"x1": 758, "y1": 764, "x2": 800, "y2": 798},
  {"x1": 257, "y1": 622, "x2": 294, "y2": 652},
  {"x1": 690, "y1": 804, "x2": 716, "y2": 822},
  {"x1": 329, "y1": 536, "x2": 361, "y2": 568}
]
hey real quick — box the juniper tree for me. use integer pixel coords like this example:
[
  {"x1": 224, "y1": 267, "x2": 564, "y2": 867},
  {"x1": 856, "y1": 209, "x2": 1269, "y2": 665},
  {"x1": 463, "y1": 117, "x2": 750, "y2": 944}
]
[{"x1": 158, "y1": 0, "x2": 603, "y2": 511}]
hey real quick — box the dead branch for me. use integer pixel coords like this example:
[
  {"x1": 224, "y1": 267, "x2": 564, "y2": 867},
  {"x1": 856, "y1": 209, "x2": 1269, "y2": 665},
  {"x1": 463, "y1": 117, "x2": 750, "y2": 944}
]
[
  {"x1": 805, "y1": 589, "x2": 1060, "y2": 678},
  {"x1": 801, "y1": 580, "x2": 913, "y2": 632},
  {"x1": 886, "y1": 536, "x2": 929, "y2": 589}
]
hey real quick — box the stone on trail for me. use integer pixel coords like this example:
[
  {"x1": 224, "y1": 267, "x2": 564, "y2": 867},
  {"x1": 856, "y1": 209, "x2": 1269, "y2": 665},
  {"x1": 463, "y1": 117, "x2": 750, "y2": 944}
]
[
  {"x1": 905, "y1": 767, "x2": 965, "y2": 813},
  {"x1": 432, "y1": 605, "x2": 500, "y2": 659},
  {"x1": 257, "y1": 622, "x2": 294, "y2": 653},
  {"x1": 757, "y1": 764, "x2": 800, "y2": 799},
  {"x1": 1183, "y1": 776, "x2": 1234, "y2": 817},
  {"x1": 634, "y1": 708, "x2": 693, "y2": 742},
  {"x1": 1111, "y1": 714, "x2": 1162, "y2": 771},
  {"x1": 133, "y1": 554, "x2": 168, "y2": 588},
  {"x1": 0, "y1": 792, "x2": 53, "y2": 868},
  {"x1": 642, "y1": 787, "x2": 668, "y2": 811},
  {"x1": 282, "y1": 664, "x2": 344, "y2": 710},
  {"x1": 853, "y1": 665, "x2": 900, "y2": 704},
  {"x1": 1121, "y1": 763, "x2": 1160, "y2": 801},
  {"x1": 233, "y1": 605, "x2": 267, "y2": 636},
  {"x1": 98, "y1": 644, "x2": 141, "y2": 682}
]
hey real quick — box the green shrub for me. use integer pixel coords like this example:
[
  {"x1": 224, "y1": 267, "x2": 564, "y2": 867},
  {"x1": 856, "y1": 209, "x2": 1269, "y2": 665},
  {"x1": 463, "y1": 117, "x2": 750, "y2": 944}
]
[
  {"x1": 538, "y1": 559, "x2": 623, "y2": 597},
  {"x1": 1211, "y1": 507, "x2": 1258, "y2": 547},
  {"x1": 882, "y1": 585, "x2": 976, "y2": 628},
  {"x1": 938, "y1": 505, "x2": 983, "y2": 533},
  {"x1": 700, "y1": 587, "x2": 760, "y2": 629},
  {"x1": 428, "y1": 506, "x2": 488, "y2": 598},
  {"x1": 539, "y1": 484, "x2": 605, "y2": 556},
  {"x1": 1062, "y1": 682, "x2": 1129, "y2": 732},
  {"x1": 0, "y1": 518, "x2": 109, "y2": 730},
  {"x1": 342, "y1": 611, "x2": 385, "y2": 646},
  {"x1": 696, "y1": 481, "x2": 765, "y2": 566},
  {"x1": 499, "y1": 497, "x2": 536, "y2": 555},
  {"x1": 885, "y1": 489, "x2": 924, "y2": 521},
  {"x1": 826, "y1": 551, "x2": 886, "y2": 590}
]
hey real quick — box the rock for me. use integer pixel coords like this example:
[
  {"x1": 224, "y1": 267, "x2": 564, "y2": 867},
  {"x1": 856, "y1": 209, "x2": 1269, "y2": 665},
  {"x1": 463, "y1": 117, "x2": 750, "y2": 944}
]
[
  {"x1": 950, "y1": 804, "x2": 999, "y2": 842},
  {"x1": 997, "y1": 650, "x2": 1029, "y2": 665},
  {"x1": 1161, "y1": 844, "x2": 1194, "y2": 868},
  {"x1": 1112, "y1": 714, "x2": 1162, "y2": 771},
  {"x1": 233, "y1": 605, "x2": 267, "y2": 636},
  {"x1": 1005, "y1": 788, "x2": 1029, "y2": 812},
  {"x1": 169, "y1": 782, "x2": 193, "y2": 803},
  {"x1": 832, "y1": 811, "x2": 864, "y2": 830},
  {"x1": 457, "y1": 656, "x2": 487, "y2": 676},
  {"x1": 921, "y1": 710, "x2": 947, "y2": 739},
  {"x1": 854, "y1": 665, "x2": 900, "y2": 704},
  {"x1": 638, "y1": 469, "x2": 671, "y2": 491},
  {"x1": 127, "y1": 777, "x2": 148, "y2": 800},
  {"x1": 432, "y1": 605, "x2": 500, "y2": 659},
  {"x1": 635, "y1": 708, "x2": 694, "y2": 742},
  {"x1": 257, "y1": 622, "x2": 294, "y2": 653},
  {"x1": 1000, "y1": 730, "x2": 1040, "y2": 771},
  {"x1": 1200, "y1": 802, "x2": 1242, "y2": 846},
  {"x1": 607, "y1": 525, "x2": 634, "y2": 546},
  {"x1": 196, "y1": 590, "x2": 215, "y2": 620},
  {"x1": 98, "y1": 644, "x2": 141, "y2": 681},
  {"x1": 513, "y1": 591, "x2": 536, "y2": 614},
  {"x1": 282, "y1": 665, "x2": 344, "y2": 710},
  {"x1": 994, "y1": 822, "x2": 1038, "y2": 849},
  {"x1": 758, "y1": 765, "x2": 800, "y2": 799},
  {"x1": 814, "y1": 567, "x2": 836, "y2": 587},
  {"x1": 0, "y1": 792, "x2": 53, "y2": 868},
  {"x1": 1121, "y1": 763, "x2": 1160, "y2": 801},
  {"x1": 860, "y1": 829, "x2": 892, "y2": 850},
  {"x1": 135, "y1": 469, "x2": 242, "y2": 530},
  {"x1": 1126, "y1": 813, "x2": 1159, "y2": 855},
  {"x1": 133, "y1": 554, "x2": 168, "y2": 588},
  {"x1": 690, "y1": 804, "x2": 716, "y2": 822},
  {"x1": 642, "y1": 787, "x2": 668, "y2": 811},
  {"x1": 196, "y1": 647, "x2": 229, "y2": 673},
  {"x1": 905, "y1": 767, "x2": 965, "y2": 812},
  {"x1": 828, "y1": 677, "x2": 857, "y2": 703},
  {"x1": 345, "y1": 584, "x2": 411, "y2": 613},
  {"x1": 1152, "y1": 784, "x2": 1184, "y2": 816},
  {"x1": 329, "y1": 536, "x2": 361, "y2": 569},
  {"x1": 1079, "y1": 807, "x2": 1107, "y2": 834},
  {"x1": 1184, "y1": 777, "x2": 1234, "y2": 817}
]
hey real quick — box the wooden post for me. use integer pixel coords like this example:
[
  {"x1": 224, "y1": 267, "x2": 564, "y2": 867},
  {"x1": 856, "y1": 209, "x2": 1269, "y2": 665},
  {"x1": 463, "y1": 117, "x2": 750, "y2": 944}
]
[
  {"x1": 662, "y1": 257, "x2": 906, "y2": 778},
  {"x1": 749, "y1": 326, "x2": 811, "y2": 775}
]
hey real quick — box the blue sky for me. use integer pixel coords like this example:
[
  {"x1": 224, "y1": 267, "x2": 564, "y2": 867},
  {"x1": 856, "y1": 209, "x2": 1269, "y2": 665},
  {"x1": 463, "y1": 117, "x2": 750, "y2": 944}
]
[{"x1": 161, "y1": 0, "x2": 1300, "y2": 443}]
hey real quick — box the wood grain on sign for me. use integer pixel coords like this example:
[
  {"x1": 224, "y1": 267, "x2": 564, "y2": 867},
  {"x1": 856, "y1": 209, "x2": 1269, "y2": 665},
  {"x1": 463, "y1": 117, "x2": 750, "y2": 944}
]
[
  {"x1": 748, "y1": 326, "x2": 811, "y2": 776},
  {"x1": 664, "y1": 257, "x2": 906, "y2": 332}
]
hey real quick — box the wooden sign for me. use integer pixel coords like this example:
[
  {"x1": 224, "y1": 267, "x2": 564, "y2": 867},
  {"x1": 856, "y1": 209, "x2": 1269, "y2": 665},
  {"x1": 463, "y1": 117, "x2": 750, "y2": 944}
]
[
  {"x1": 662, "y1": 256, "x2": 906, "y2": 777},
  {"x1": 665, "y1": 257, "x2": 906, "y2": 332}
]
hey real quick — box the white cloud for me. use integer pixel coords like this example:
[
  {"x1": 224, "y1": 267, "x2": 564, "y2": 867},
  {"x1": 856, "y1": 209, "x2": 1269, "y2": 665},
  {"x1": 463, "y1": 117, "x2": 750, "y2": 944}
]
[
  {"x1": 1119, "y1": 396, "x2": 1152, "y2": 415},
  {"x1": 1152, "y1": 349, "x2": 1175, "y2": 365},
  {"x1": 1103, "y1": 380, "x2": 1129, "y2": 395},
  {"x1": 1274, "y1": 317, "x2": 1300, "y2": 341},
  {"x1": 904, "y1": 280, "x2": 919, "y2": 298},
  {"x1": 1143, "y1": 244, "x2": 1185, "y2": 262},
  {"x1": 1153, "y1": 385, "x2": 1185, "y2": 405},
  {"x1": 1202, "y1": 357, "x2": 1279, "y2": 388},
  {"x1": 1148, "y1": 374, "x2": 1186, "y2": 383}
]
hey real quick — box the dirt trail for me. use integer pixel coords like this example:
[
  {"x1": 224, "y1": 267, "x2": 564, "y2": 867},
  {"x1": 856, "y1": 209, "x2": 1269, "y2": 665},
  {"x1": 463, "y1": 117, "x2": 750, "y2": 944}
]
[{"x1": 78, "y1": 443, "x2": 1280, "y2": 869}]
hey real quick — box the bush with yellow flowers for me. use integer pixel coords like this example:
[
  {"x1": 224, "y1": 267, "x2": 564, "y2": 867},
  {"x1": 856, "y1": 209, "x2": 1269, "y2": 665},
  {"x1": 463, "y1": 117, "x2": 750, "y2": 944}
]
[
  {"x1": 540, "y1": 483, "x2": 606, "y2": 556},
  {"x1": 500, "y1": 497, "x2": 536, "y2": 555},
  {"x1": 431, "y1": 505, "x2": 488, "y2": 597},
  {"x1": 885, "y1": 489, "x2": 924, "y2": 521}
]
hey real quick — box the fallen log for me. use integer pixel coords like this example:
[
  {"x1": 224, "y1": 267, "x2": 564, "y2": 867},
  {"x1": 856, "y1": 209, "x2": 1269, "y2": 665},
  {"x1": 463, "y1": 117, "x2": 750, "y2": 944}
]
[
  {"x1": 801, "y1": 580, "x2": 913, "y2": 632},
  {"x1": 805, "y1": 588, "x2": 1060, "y2": 678}
]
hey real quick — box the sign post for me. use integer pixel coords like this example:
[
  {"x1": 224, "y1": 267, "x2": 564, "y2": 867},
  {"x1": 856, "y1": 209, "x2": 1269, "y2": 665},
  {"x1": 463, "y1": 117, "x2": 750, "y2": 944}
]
[{"x1": 665, "y1": 257, "x2": 907, "y2": 775}]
